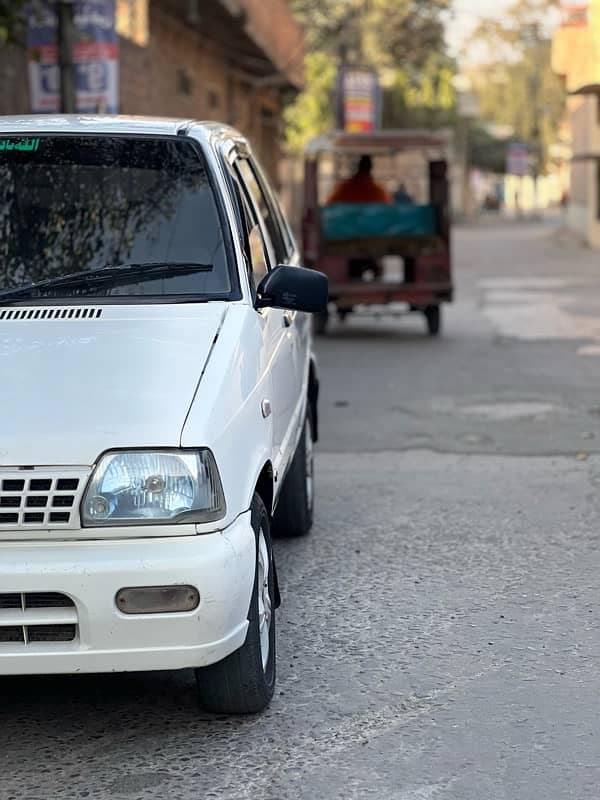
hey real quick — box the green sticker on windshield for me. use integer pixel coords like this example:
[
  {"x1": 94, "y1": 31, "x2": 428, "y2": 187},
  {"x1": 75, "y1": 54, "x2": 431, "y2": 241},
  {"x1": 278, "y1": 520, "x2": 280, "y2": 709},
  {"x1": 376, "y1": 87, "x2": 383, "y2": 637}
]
[{"x1": 0, "y1": 138, "x2": 41, "y2": 153}]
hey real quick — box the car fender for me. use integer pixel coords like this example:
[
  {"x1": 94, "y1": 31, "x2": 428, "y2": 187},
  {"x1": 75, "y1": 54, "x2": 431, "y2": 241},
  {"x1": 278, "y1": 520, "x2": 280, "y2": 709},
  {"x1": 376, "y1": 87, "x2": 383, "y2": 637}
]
[{"x1": 181, "y1": 305, "x2": 277, "y2": 527}]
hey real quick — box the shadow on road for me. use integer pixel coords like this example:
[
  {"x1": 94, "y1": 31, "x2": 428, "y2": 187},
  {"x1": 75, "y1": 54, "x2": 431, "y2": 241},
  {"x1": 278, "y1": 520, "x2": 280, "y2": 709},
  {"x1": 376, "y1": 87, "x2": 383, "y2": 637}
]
[
  {"x1": 317, "y1": 321, "x2": 441, "y2": 342},
  {"x1": 0, "y1": 670, "x2": 234, "y2": 726}
]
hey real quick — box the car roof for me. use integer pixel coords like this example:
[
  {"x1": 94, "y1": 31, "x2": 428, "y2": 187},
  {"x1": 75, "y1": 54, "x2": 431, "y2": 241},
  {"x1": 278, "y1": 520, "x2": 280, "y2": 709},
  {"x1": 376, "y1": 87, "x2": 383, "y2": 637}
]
[{"x1": 0, "y1": 114, "x2": 245, "y2": 144}]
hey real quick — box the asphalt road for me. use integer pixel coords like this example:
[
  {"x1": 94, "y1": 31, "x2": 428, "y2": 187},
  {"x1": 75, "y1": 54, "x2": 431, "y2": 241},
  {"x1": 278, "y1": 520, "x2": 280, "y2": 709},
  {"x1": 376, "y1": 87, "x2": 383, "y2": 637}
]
[{"x1": 3, "y1": 217, "x2": 600, "y2": 800}]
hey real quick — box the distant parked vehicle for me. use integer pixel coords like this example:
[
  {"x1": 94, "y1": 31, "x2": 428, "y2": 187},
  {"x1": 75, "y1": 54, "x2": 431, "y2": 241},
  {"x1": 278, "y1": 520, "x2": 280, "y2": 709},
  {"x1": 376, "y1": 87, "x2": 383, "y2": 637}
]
[
  {"x1": 302, "y1": 130, "x2": 453, "y2": 336},
  {"x1": 0, "y1": 115, "x2": 328, "y2": 714}
]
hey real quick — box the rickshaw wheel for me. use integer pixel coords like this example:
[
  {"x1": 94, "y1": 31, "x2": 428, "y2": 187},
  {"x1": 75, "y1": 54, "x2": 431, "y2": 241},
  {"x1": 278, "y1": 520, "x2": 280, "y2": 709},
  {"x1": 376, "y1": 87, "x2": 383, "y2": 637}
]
[
  {"x1": 424, "y1": 305, "x2": 441, "y2": 336},
  {"x1": 314, "y1": 309, "x2": 329, "y2": 336}
]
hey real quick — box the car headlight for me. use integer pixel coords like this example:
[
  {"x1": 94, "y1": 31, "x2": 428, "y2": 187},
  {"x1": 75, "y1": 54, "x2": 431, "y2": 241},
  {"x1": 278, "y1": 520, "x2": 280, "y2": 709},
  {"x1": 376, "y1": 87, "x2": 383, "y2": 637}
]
[{"x1": 81, "y1": 450, "x2": 226, "y2": 526}]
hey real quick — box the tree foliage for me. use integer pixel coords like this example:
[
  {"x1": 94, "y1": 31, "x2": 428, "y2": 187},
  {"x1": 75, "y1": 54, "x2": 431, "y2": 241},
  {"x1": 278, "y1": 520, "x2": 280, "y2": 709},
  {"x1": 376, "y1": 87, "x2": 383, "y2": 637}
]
[
  {"x1": 283, "y1": 52, "x2": 336, "y2": 155},
  {"x1": 0, "y1": 1, "x2": 26, "y2": 46},
  {"x1": 291, "y1": 0, "x2": 450, "y2": 72},
  {"x1": 468, "y1": 124, "x2": 510, "y2": 174},
  {"x1": 382, "y1": 55, "x2": 457, "y2": 130},
  {"x1": 285, "y1": 0, "x2": 453, "y2": 153},
  {"x1": 466, "y1": 0, "x2": 565, "y2": 172}
]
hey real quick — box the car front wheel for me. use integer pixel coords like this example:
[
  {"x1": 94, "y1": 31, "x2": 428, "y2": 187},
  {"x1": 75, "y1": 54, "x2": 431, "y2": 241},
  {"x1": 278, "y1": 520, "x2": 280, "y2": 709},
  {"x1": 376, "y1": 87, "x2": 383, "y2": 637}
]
[{"x1": 195, "y1": 493, "x2": 275, "y2": 714}]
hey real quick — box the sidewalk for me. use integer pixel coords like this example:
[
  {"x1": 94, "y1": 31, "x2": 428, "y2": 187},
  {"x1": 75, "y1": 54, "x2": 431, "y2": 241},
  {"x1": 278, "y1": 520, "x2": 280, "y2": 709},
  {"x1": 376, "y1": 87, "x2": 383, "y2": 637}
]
[{"x1": 457, "y1": 216, "x2": 600, "y2": 345}]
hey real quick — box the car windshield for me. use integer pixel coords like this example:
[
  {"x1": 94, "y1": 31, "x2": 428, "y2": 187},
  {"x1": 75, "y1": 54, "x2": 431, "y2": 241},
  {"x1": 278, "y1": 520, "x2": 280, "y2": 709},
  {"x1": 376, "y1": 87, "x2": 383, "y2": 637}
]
[{"x1": 0, "y1": 134, "x2": 232, "y2": 301}]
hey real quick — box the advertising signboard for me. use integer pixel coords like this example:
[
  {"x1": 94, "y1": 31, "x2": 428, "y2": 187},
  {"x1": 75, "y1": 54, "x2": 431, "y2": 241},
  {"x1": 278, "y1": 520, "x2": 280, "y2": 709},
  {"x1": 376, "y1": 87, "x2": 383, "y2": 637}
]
[
  {"x1": 340, "y1": 69, "x2": 381, "y2": 133},
  {"x1": 27, "y1": 1, "x2": 119, "y2": 114},
  {"x1": 506, "y1": 142, "x2": 530, "y2": 176}
]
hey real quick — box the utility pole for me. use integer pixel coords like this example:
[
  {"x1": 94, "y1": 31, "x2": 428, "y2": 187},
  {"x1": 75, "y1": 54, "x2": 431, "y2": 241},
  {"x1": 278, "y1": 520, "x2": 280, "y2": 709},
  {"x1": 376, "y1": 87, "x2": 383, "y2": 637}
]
[
  {"x1": 526, "y1": 21, "x2": 542, "y2": 210},
  {"x1": 362, "y1": 0, "x2": 369, "y2": 65},
  {"x1": 455, "y1": 77, "x2": 478, "y2": 218},
  {"x1": 56, "y1": 1, "x2": 76, "y2": 113},
  {"x1": 336, "y1": 42, "x2": 348, "y2": 130},
  {"x1": 460, "y1": 116, "x2": 470, "y2": 217}
]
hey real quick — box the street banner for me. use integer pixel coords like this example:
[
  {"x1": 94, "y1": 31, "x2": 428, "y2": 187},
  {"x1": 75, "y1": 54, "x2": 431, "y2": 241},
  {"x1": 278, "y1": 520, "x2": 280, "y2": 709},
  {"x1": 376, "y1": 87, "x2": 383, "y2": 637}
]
[
  {"x1": 339, "y1": 69, "x2": 381, "y2": 133},
  {"x1": 27, "y1": 1, "x2": 119, "y2": 114},
  {"x1": 506, "y1": 142, "x2": 530, "y2": 176}
]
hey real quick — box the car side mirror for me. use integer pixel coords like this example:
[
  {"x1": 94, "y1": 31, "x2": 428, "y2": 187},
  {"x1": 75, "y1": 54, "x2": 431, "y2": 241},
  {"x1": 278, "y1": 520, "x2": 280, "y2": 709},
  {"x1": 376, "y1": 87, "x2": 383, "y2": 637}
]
[{"x1": 256, "y1": 265, "x2": 328, "y2": 313}]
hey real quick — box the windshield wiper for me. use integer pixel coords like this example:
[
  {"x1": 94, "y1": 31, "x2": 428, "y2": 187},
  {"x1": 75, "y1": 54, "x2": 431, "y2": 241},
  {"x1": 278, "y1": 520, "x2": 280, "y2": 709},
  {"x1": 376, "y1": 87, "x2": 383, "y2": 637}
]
[{"x1": 0, "y1": 262, "x2": 214, "y2": 301}]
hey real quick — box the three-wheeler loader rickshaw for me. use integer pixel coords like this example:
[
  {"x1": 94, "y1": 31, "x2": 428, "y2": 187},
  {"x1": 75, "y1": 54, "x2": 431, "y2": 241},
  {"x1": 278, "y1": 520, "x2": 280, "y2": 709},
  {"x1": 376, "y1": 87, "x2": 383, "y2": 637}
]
[{"x1": 301, "y1": 130, "x2": 453, "y2": 336}]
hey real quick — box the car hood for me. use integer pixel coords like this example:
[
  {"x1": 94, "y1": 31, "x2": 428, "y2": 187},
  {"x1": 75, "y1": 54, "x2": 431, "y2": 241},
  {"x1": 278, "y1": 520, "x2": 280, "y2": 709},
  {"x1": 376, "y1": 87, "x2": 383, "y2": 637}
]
[{"x1": 0, "y1": 303, "x2": 227, "y2": 466}]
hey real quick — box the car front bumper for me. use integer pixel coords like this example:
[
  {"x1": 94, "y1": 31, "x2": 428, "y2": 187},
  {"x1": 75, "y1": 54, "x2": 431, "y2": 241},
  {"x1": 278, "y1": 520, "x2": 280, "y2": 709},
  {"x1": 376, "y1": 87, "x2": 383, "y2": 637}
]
[{"x1": 0, "y1": 510, "x2": 255, "y2": 675}]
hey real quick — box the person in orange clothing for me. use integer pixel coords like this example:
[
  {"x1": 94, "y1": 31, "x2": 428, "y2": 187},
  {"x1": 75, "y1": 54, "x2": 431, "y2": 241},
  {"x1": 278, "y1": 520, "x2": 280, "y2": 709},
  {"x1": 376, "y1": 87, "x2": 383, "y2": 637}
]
[
  {"x1": 326, "y1": 155, "x2": 390, "y2": 281},
  {"x1": 327, "y1": 154, "x2": 392, "y2": 204}
]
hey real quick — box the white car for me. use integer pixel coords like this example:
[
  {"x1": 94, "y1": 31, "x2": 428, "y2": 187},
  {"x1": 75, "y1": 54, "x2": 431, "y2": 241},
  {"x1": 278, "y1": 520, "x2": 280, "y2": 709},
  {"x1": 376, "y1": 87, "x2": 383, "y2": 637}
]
[{"x1": 0, "y1": 116, "x2": 327, "y2": 714}]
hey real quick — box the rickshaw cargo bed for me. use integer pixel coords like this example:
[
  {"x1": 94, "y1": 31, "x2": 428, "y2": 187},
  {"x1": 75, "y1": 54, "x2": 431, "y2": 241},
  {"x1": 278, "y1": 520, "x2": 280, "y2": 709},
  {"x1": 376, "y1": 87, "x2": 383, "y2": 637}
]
[
  {"x1": 321, "y1": 234, "x2": 445, "y2": 259},
  {"x1": 321, "y1": 203, "x2": 437, "y2": 240}
]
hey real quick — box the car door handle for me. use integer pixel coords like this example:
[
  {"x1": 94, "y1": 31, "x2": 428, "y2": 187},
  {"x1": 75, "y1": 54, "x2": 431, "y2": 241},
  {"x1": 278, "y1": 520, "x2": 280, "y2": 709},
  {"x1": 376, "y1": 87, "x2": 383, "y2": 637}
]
[{"x1": 282, "y1": 310, "x2": 294, "y2": 328}]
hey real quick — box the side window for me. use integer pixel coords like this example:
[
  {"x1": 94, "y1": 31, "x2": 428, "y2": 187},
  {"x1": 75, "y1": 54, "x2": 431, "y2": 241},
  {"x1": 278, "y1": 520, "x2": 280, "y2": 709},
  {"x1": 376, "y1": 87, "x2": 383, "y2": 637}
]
[
  {"x1": 271, "y1": 197, "x2": 295, "y2": 259},
  {"x1": 248, "y1": 226, "x2": 269, "y2": 291},
  {"x1": 251, "y1": 158, "x2": 296, "y2": 259},
  {"x1": 229, "y1": 162, "x2": 270, "y2": 292},
  {"x1": 236, "y1": 159, "x2": 289, "y2": 265}
]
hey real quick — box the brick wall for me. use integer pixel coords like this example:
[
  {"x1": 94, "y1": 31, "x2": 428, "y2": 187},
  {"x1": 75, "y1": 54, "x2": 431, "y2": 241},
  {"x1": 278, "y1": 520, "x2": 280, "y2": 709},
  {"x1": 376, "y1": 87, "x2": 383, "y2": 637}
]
[
  {"x1": 0, "y1": 1, "x2": 297, "y2": 183},
  {"x1": 237, "y1": 0, "x2": 304, "y2": 89},
  {"x1": 118, "y1": 4, "x2": 287, "y2": 180}
]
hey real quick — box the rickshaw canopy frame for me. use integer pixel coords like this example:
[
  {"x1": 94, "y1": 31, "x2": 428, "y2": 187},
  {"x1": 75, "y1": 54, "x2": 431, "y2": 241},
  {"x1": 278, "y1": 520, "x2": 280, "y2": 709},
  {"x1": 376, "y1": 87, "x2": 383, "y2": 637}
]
[{"x1": 305, "y1": 129, "x2": 448, "y2": 158}]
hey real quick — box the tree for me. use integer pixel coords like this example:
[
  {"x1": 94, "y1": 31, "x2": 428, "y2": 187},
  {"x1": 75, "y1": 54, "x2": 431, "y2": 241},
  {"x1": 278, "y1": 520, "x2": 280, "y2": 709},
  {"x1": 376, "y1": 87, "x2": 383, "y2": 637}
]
[
  {"x1": 285, "y1": 0, "x2": 453, "y2": 152},
  {"x1": 466, "y1": 0, "x2": 565, "y2": 172},
  {"x1": 382, "y1": 54, "x2": 457, "y2": 130},
  {"x1": 284, "y1": 52, "x2": 336, "y2": 154},
  {"x1": 468, "y1": 124, "x2": 510, "y2": 174},
  {"x1": 0, "y1": 1, "x2": 26, "y2": 45},
  {"x1": 291, "y1": 0, "x2": 450, "y2": 72}
]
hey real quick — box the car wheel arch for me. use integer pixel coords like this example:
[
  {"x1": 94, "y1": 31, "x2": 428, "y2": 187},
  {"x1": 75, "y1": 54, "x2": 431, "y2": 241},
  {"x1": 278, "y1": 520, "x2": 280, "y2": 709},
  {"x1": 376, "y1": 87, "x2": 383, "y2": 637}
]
[
  {"x1": 253, "y1": 462, "x2": 280, "y2": 609},
  {"x1": 254, "y1": 461, "x2": 274, "y2": 518}
]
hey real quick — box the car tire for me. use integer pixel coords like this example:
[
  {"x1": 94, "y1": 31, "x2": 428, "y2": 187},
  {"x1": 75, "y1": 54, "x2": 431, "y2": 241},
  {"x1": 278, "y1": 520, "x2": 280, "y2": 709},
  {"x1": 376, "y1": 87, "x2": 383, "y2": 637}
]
[
  {"x1": 424, "y1": 304, "x2": 441, "y2": 336},
  {"x1": 272, "y1": 408, "x2": 314, "y2": 538},
  {"x1": 195, "y1": 493, "x2": 276, "y2": 714}
]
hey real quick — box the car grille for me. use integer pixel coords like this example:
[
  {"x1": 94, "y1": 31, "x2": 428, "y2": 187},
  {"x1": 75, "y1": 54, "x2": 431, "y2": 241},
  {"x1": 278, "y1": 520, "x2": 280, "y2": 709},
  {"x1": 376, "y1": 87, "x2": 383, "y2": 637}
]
[
  {"x1": 0, "y1": 473, "x2": 85, "y2": 528},
  {"x1": 0, "y1": 592, "x2": 75, "y2": 609},
  {"x1": 0, "y1": 592, "x2": 78, "y2": 645}
]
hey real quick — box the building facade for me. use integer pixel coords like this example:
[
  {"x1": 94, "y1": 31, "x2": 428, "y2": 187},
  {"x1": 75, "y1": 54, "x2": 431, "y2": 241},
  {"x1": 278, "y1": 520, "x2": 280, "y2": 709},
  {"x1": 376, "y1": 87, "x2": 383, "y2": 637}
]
[
  {"x1": 0, "y1": 0, "x2": 304, "y2": 182},
  {"x1": 552, "y1": 1, "x2": 600, "y2": 246}
]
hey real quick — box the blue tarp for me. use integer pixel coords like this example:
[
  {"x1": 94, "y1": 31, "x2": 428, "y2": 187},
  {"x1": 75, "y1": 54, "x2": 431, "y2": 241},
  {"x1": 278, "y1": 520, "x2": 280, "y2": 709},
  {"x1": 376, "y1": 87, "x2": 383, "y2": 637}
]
[{"x1": 321, "y1": 203, "x2": 436, "y2": 241}]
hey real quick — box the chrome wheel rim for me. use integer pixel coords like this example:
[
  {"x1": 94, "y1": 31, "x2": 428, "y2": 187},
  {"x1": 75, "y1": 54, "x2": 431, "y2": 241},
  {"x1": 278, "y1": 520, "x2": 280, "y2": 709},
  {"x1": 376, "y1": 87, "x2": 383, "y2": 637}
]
[
  {"x1": 305, "y1": 421, "x2": 314, "y2": 511},
  {"x1": 257, "y1": 526, "x2": 272, "y2": 671}
]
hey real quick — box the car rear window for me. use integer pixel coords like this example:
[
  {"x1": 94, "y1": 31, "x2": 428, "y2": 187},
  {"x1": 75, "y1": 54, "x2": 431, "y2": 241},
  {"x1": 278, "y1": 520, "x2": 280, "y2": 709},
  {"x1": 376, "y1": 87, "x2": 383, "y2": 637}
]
[{"x1": 0, "y1": 135, "x2": 233, "y2": 300}]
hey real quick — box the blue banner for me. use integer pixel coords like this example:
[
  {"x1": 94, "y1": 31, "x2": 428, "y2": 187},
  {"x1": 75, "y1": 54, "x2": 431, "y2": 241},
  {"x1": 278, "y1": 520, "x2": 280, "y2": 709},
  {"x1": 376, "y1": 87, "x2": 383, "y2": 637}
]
[{"x1": 27, "y1": 1, "x2": 119, "y2": 114}]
